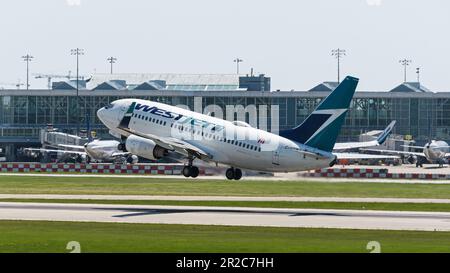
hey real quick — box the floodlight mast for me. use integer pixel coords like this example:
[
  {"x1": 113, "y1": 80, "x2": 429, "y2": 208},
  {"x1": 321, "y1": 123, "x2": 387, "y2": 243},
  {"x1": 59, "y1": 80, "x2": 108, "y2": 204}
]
[
  {"x1": 234, "y1": 58, "x2": 243, "y2": 74},
  {"x1": 331, "y1": 48, "x2": 346, "y2": 84},
  {"x1": 22, "y1": 54, "x2": 34, "y2": 90},
  {"x1": 71, "y1": 48, "x2": 84, "y2": 135},
  {"x1": 399, "y1": 59, "x2": 412, "y2": 82},
  {"x1": 107, "y1": 56, "x2": 117, "y2": 74}
]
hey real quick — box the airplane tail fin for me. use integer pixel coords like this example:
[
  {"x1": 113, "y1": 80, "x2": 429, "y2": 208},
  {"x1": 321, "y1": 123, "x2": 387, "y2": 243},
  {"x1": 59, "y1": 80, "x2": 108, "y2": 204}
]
[
  {"x1": 376, "y1": 120, "x2": 396, "y2": 145},
  {"x1": 280, "y1": 76, "x2": 359, "y2": 152}
]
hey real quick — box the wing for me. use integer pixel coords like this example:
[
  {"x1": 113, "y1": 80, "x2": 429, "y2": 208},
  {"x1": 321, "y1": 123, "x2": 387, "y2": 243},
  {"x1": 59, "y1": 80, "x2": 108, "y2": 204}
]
[
  {"x1": 24, "y1": 148, "x2": 87, "y2": 156},
  {"x1": 361, "y1": 148, "x2": 425, "y2": 158},
  {"x1": 57, "y1": 144, "x2": 85, "y2": 151},
  {"x1": 111, "y1": 152, "x2": 131, "y2": 157},
  {"x1": 118, "y1": 102, "x2": 213, "y2": 161},
  {"x1": 333, "y1": 120, "x2": 396, "y2": 151},
  {"x1": 333, "y1": 140, "x2": 379, "y2": 151},
  {"x1": 334, "y1": 152, "x2": 400, "y2": 160},
  {"x1": 401, "y1": 145, "x2": 425, "y2": 150},
  {"x1": 121, "y1": 127, "x2": 212, "y2": 161}
]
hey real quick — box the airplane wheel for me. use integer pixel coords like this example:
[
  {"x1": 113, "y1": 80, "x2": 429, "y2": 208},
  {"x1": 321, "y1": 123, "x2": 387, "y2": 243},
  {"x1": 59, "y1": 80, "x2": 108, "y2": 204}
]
[
  {"x1": 190, "y1": 166, "x2": 199, "y2": 178},
  {"x1": 182, "y1": 166, "x2": 191, "y2": 178},
  {"x1": 225, "y1": 168, "x2": 235, "y2": 180},
  {"x1": 118, "y1": 143, "x2": 126, "y2": 152},
  {"x1": 76, "y1": 155, "x2": 83, "y2": 163},
  {"x1": 234, "y1": 168, "x2": 242, "y2": 180}
]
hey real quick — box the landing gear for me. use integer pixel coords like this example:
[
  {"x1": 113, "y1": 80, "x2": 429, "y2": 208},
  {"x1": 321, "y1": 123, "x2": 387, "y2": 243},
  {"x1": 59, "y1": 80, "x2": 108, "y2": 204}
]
[
  {"x1": 182, "y1": 166, "x2": 199, "y2": 178},
  {"x1": 416, "y1": 157, "x2": 424, "y2": 168},
  {"x1": 76, "y1": 155, "x2": 83, "y2": 164},
  {"x1": 225, "y1": 167, "x2": 243, "y2": 180},
  {"x1": 182, "y1": 155, "x2": 199, "y2": 178},
  {"x1": 118, "y1": 143, "x2": 126, "y2": 152}
]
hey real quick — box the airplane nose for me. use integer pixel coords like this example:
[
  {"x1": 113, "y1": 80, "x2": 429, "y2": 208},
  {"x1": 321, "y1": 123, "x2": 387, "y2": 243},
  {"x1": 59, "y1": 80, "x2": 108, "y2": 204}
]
[
  {"x1": 97, "y1": 107, "x2": 106, "y2": 123},
  {"x1": 97, "y1": 104, "x2": 122, "y2": 128}
]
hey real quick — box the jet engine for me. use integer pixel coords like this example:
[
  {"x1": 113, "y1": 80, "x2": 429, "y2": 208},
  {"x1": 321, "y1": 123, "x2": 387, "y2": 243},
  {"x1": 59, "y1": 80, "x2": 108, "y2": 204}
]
[
  {"x1": 126, "y1": 155, "x2": 139, "y2": 164},
  {"x1": 407, "y1": 155, "x2": 417, "y2": 164},
  {"x1": 124, "y1": 135, "x2": 168, "y2": 160}
]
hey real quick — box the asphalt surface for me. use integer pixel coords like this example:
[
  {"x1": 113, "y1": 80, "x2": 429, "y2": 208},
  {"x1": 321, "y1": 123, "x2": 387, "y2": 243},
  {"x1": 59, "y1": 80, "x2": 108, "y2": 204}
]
[
  {"x1": 0, "y1": 202, "x2": 449, "y2": 231},
  {"x1": 2, "y1": 194, "x2": 450, "y2": 204},
  {"x1": 1, "y1": 173, "x2": 450, "y2": 184}
]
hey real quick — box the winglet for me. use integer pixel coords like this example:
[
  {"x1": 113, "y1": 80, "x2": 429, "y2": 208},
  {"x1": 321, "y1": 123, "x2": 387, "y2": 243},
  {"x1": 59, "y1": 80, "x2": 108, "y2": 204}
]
[
  {"x1": 118, "y1": 102, "x2": 136, "y2": 129},
  {"x1": 376, "y1": 120, "x2": 396, "y2": 145}
]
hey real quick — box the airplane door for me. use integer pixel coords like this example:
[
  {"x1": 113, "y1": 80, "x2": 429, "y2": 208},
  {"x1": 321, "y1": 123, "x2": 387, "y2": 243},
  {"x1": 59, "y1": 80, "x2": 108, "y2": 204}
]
[{"x1": 272, "y1": 150, "x2": 280, "y2": 165}]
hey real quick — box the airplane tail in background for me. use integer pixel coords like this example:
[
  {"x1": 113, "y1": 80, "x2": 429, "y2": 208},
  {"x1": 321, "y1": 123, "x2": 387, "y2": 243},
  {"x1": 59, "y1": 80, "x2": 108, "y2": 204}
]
[
  {"x1": 376, "y1": 120, "x2": 396, "y2": 145},
  {"x1": 280, "y1": 76, "x2": 359, "y2": 152}
]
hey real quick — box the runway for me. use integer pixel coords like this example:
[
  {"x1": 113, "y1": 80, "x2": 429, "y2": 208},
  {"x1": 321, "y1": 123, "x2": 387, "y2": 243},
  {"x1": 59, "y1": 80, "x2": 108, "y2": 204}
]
[
  {"x1": 1, "y1": 173, "x2": 450, "y2": 184},
  {"x1": 2, "y1": 194, "x2": 450, "y2": 204},
  {"x1": 0, "y1": 202, "x2": 449, "y2": 231}
]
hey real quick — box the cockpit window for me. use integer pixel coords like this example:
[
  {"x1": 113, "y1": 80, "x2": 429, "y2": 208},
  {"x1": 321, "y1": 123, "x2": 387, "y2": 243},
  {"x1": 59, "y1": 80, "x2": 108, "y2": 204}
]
[{"x1": 104, "y1": 103, "x2": 114, "y2": 109}]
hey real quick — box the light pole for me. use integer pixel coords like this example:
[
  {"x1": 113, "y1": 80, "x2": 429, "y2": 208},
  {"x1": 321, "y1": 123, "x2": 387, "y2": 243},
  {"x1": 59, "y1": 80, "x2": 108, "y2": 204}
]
[
  {"x1": 22, "y1": 54, "x2": 34, "y2": 90},
  {"x1": 107, "y1": 56, "x2": 117, "y2": 74},
  {"x1": 416, "y1": 67, "x2": 420, "y2": 83},
  {"x1": 233, "y1": 58, "x2": 243, "y2": 74},
  {"x1": 331, "y1": 48, "x2": 346, "y2": 84},
  {"x1": 399, "y1": 59, "x2": 412, "y2": 82},
  {"x1": 71, "y1": 48, "x2": 84, "y2": 135}
]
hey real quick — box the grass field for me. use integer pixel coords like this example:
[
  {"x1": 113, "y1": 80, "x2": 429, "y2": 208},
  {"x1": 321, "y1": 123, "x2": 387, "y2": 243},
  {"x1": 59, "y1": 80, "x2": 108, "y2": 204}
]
[
  {"x1": 0, "y1": 220, "x2": 449, "y2": 253},
  {"x1": 1, "y1": 175, "x2": 450, "y2": 198},
  {"x1": 5, "y1": 198, "x2": 450, "y2": 212}
]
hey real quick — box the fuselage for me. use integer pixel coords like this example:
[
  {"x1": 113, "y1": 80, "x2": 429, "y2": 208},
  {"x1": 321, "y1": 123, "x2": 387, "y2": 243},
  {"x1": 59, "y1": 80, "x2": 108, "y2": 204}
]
[
  {"x1": 97, "y1": 99, "x2": 336, "y2": 172},
  {"x1": 423, "y1": 140, "x2": 449, "y2": 162},
  {"x1": 84, "y1": 140, "x2": 121, "y2": 161}
]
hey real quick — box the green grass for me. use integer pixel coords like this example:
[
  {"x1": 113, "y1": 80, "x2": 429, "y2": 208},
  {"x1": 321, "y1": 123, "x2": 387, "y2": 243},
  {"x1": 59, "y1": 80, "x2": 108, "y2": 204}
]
[
  {"x1": 0, "y1": 175, "x2": 450, "y2": 198},
  {"x1": 0, "y1": 220, "x2": 449, "y2": 253},
  {"x1": 5, "y1": 199, "x2": 450, "y2": 212}
]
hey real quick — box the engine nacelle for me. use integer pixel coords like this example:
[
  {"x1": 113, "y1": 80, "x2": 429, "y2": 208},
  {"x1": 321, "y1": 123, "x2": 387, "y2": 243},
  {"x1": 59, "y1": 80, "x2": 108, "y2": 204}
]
[
  {"x1": 127, "y1": 155, "x2": 139, "y2": 164},
  {"x1": 407, "y1": 155, "x2": 417, "y2": 164},
  {"x1": 125, "y1": 135, "x2": 168, "y2": 160}
]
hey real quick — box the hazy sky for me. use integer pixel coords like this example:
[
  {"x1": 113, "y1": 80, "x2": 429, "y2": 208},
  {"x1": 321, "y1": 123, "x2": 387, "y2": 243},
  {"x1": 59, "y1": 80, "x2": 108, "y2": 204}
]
[{"x1": 1, "y1": 0, "x2": 449, "y2": 91}]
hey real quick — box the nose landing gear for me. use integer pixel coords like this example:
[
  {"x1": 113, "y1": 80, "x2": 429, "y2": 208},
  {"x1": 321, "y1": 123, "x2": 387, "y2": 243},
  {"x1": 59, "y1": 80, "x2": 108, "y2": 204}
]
[{"x1": 225, "y1": 167, "x2": 242, "y2": 180}]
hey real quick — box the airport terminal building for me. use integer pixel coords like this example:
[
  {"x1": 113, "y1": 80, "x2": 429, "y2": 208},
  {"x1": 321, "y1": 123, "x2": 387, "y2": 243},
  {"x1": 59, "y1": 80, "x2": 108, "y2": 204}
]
[{"x1": 1, "y1": 73, "x2": 449, "y2": 160}]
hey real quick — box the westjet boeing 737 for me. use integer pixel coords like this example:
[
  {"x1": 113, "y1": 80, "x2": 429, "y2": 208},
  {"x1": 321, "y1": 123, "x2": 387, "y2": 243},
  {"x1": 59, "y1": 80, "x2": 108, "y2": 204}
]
[{"x1": 97, "y1": 76, "x2": 391, "y2": 180}]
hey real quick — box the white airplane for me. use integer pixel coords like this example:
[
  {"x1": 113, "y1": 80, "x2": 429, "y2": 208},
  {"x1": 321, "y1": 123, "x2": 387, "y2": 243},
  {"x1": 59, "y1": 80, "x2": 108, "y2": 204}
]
[
  {"x1": 333, "y1": 120, "x2": 396, "y2": 151},
  {"x1": 97, "y1": 76, "x2": 396, "y2": 180},
  {"x1": 364, "y1": 140, "x2": 450, "y2": 167},
  {"x1": 25, "y1": 139, "x2": 138, "y2": 164}
]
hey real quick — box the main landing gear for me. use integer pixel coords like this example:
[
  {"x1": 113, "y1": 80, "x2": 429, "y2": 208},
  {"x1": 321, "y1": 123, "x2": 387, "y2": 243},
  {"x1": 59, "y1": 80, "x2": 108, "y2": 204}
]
[
  {"x1": 225, "y1": 167, "x2": 242, "y2": 180},
  {"x1": 182, "y1": 165, "x2": 200, "y2": 178},
  {"x1": 182, "y1": 156, "x2": 199, "y2": 178}
]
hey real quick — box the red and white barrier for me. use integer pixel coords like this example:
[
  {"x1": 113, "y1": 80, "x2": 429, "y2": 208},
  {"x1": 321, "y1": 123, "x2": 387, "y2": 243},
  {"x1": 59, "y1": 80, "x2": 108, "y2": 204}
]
[
  {"x1": 0, "y1": 163, "x2": 212, "y2": 176},
  {"x1": 302, "y1": 168, "x2": 450, "y2": 180}
]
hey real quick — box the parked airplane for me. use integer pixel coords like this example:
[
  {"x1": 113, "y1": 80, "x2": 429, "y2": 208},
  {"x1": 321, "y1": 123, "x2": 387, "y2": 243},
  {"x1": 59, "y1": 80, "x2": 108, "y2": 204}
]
[
  {"x1": 364, "y1": 140, "x2": 450, "y2": 167},
  {"x1": 97, "y1": 76, "x2": 395, "y2": 180},
  {"x1": 333, "y1": 120, "x2": 396, "y2": 151},
  {"x1": 25, "y1": 139, "x2": 138, "y2": 164}
]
